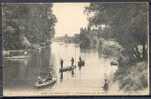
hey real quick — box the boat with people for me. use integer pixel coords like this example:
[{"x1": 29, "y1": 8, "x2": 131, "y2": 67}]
[
  {"x1": 34, "y1": 77, "x2": 57, "y2": 88},
  {"x1": 35, "y1": 77, "x2": 57, "y2": 88},
  {"x1": 59, "y1": 65, "x2": 76, "y2": 73},
  {"x1": 34, "y1": 73, "x2": 57, "y2": 88}
]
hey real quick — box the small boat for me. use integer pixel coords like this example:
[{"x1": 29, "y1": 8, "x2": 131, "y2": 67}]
[
  {"x1": 34, "y1": 77, "x2": 57, "y2": 88},
  {"x1": 110, "y1": 61, "x2": 118, "y2": 66},
  {"x1": 78, "y1": 61, "x2": 85, "y2": 67},
  {"x1": 59, "y1": 65, "x2": 76, "y2": 73}
]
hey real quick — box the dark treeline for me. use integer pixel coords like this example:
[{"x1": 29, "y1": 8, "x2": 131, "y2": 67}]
[
  {"x1": 78, "y1": 3, "x2": 148, "y2": 91},
  {"x1": 2, "y1": 4, "x2": 57, "y2": 50}
]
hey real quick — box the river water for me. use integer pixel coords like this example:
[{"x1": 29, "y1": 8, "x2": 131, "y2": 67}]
[{"x1": 3, "y1": 41, "x2": 121, "y2": 96}]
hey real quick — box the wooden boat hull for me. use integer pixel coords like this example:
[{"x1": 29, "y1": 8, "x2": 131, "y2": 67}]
[
  {"x1": 59, "y1": 65, "x2": 76, "y2": 72},
  {"x1": 110, "y1": 61, "x2": 118, "y2": 66},
  {"x1": 34, "y1": 78, "x2": 57, "y2": 88}
]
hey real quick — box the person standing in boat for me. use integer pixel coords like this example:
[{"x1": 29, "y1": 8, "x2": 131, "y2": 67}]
[
  {"x1": 60, "y1": 58, "x2": 64, "y2": 69},
  {"x1": 46, "y1": 72, "x2": 52, "y2": 81},
  {"x1": 78, "y1": 56, "x2": 82, "y2": 70},
  {"x1": 78, "y1": 56, "x2": 85, "y2": 70},
  {"x1": 71, "y1": 57, "x2": 75, "y2": 76},
  {"x1": 60, "y1": 58, "x2": 64, "y2": 80}
]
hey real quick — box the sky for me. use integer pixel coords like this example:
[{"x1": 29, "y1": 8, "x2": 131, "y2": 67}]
[{"x1": 52, "y1": 3, "x2": 90, "y2": 37}]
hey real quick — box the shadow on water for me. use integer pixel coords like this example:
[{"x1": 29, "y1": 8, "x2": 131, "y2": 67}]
[
  {"x1": 3, "y1": 46, "x2": 56, "y2": 89},
  {"x1": 4, "y1": 42, "x2": 122, "y2": 94},
  {"x1": 4, "y1": 42, "x2": 148, "y2": 95}
]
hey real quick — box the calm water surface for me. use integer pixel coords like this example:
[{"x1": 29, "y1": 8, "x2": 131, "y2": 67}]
[{"x1": 3, "y1": 41, "x2": 119, "y2": 95}]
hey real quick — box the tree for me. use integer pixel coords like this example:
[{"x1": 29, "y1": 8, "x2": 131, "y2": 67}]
[
  {"x1": 85, "y1": 2, "x2": 148, "y2": 91},
  {"x1": 85, "y1": 2, "x2": 148, "y2": 61},
  {"x1": 2, "y1": 4, "x2": 57, "y2": 50},
  {"x1": 79, "y1": 27, "x2": 91, "y2": 48}
]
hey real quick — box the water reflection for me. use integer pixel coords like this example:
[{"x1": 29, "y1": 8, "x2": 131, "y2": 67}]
[
  {"x1": 3, "y1": 46, "x2": 55, "y2": 89},
  {"x1": 4, "y1": 41, "x2": 118, "y2": 94}
]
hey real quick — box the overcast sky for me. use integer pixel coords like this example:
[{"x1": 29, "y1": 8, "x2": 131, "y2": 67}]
[{"x1": 52, "y1": 3, "x2": 89, "y2": 37}]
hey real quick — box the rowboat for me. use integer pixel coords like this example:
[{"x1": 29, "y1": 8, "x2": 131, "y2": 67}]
[
  {"x1": 34, "y1": 77, "x2": 57, "y2": 88},
  {"x1": 59, "y1": 65, "x2": 76, "y2": 72},
  {"x1": 110, "y1": 61, "x2": 118, "y2": 66}
]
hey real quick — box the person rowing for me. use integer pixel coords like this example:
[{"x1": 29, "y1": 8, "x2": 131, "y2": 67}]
[
  {"x1": 60, "y1": 58, "x2": 64, "y2": 80},
  {"x1": 102, "y1": 79, "x2": 109, "y2": 92},
  {"x1": 44, "y1": 72, "x2": 52, "y2": 82},
  {"x1": 37, "y1": 76, "x2": 44, "y2": 84}
]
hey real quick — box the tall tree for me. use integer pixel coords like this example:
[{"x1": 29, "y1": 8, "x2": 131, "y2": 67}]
[
  {"x1": 85, "y1": 2, "x2": 148, "y2": 61},
  {"x1": 85, "y1": 2, "x2": 148, "y2": 91},
  {"x1": 2, "y1": 4, "x2": 57, "y2": 50}
]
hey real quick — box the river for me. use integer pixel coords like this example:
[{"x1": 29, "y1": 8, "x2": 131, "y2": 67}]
[{"x1": 3, "y1": 41, "x2": 122, "y2": 96}]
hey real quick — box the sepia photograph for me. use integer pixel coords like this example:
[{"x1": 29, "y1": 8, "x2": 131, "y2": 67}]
[{"x1": 2, "y1": 2, "x2": 149, "y2": 96}]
